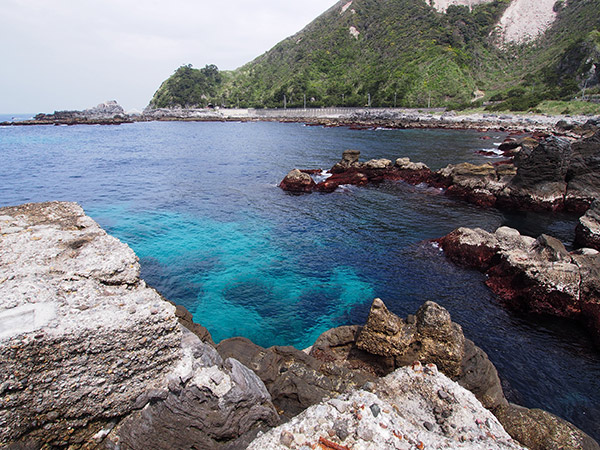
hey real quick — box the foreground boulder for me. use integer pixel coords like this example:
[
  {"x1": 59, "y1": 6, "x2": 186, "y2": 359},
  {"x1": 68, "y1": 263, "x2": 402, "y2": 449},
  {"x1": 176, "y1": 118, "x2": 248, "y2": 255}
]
[
  {"x1": 248, "y1": 364, "x2": 526, "y2": 450},
  {"x1": 217, "y1": 337, "x2": 371, "y2": 420},
  {"x1": 310, "y1": 298, "x2": 598, "y2": 450},
  {"x1": 0, "y1": 202, "x2": 277, "y2": 449},
  {"x1": 437, "y1": 226, "x2": 600, "y2": 345},
  {"x1": 1, "y1": 202, "x2": 597, "y2": 449},
  {"x1": 312, "y1": 299, "x2": 505, "y2": 411}
]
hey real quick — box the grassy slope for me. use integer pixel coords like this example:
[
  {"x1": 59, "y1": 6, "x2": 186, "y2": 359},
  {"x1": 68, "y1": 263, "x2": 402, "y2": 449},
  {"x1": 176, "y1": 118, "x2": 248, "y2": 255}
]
[
  {"x1": 224, "y1": 0, "x2": 510, "y2": 108},
  {"x1": 149, "y1": 0, "x2": 600, "y2": 111}
]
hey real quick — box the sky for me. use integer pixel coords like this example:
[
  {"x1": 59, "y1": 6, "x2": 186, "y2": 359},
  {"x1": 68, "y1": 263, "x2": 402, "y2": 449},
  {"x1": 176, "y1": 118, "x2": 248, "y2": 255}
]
[{"x1": 0, "y1": 0, "x2": 339, "y2": 114}]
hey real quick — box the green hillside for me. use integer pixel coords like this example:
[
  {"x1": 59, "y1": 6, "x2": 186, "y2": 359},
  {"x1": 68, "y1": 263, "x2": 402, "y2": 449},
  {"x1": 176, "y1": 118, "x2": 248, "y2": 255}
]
[{"x1": 149, "y1": 0, "x2": 600, "y2": 111}]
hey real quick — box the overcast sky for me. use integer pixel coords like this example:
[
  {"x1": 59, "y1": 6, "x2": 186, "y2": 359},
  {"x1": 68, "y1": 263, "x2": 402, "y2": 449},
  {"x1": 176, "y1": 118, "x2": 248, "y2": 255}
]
[{"x1": 1, "y1": 0, "x2": 339, "y2": 114}]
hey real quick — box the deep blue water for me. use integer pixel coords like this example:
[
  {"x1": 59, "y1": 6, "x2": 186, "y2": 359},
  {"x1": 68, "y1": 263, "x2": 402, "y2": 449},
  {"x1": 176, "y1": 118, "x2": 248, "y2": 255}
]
[{"x1": 1, "y1": 120, "x2": 598, "y2": 440}]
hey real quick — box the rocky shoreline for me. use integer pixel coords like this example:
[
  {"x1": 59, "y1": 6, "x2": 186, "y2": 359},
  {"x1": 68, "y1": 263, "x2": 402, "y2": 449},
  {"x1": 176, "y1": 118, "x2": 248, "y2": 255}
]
[
  {"x1": 1, "y1": 202, "x2": 598, "y2": 449},
  {"x1": 280, "y1": 124, "x2": 600, "y2": 213},
  {"x1": 2, "y1": 102, "x2": 599, "y2": 134},
  {"x1": 279, "y1": 126, "x2": 600, "y2": 344}
]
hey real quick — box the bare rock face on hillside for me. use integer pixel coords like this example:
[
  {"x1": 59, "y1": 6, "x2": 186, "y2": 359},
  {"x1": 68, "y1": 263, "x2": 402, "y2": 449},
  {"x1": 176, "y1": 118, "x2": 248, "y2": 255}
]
[
  {"x1": 495, "y1": 0, "x2": 557, "y2": 45},
  {"x1": 0, "y1": 202, "x2": 277, "y2": 449}
]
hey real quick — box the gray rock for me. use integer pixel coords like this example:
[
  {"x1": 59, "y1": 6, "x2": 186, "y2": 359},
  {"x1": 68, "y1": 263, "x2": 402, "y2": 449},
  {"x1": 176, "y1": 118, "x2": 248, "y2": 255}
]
[
  {"x1": 247, "y1": 366, "x2": 526, "y2": 450},
  {"x1": 576, "y1": 200, "x2": 600, "y2": 251},
  {"x1": 0, "y1": 202, "x2": 278, "y2": 449}
]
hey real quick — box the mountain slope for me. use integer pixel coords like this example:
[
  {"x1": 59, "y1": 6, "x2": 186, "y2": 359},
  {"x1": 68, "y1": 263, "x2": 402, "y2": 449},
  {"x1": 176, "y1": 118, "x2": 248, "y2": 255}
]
[
  {"x1": 223, "y1": 0, "x2": 511, "y2": 108},
  {"x1": 149, "y1": 0, "x2": 600, "y2": 111}
]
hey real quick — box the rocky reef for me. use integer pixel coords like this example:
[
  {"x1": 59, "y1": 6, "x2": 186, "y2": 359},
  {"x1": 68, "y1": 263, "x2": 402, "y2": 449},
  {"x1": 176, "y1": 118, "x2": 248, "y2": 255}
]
[
  {"x1": 0, "y1": 101, "x2": 133, "y2": 126},
  {"x1": 1, "y1": 202, "x2": 598, "y2": 449},
  {"x1": 280, "y1": 126, "x2": 600, "y2": 214},
  {"x1": 437, "y1": 226, "x2": 600, "y2": 346}
]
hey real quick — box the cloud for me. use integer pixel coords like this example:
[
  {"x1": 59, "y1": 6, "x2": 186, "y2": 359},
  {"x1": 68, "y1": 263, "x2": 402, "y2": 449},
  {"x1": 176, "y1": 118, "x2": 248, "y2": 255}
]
[{"x1": 0, "y1": 0, "x2": 338, "y2": 113}]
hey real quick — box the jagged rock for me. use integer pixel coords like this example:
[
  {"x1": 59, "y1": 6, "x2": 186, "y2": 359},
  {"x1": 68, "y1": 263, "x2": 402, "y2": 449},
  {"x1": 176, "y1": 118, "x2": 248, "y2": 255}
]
[
  {"x1": 495, "y1": 404, "x2": 600, "y2": 450},
  {"x1": 279, "y1": 169, "x2": 316, "y2": 193},
  {"x1": 502, "y1": 136, "x2": 572, "y2": 210},
  {"x1": 248, "y1": 364, "x2": 526, "y2": 450},
  {"x1": 107, "y1": 330, "x2": 279, "y2": 450},
  {"x1": 567, "y1": 130, "x2": 600, "y2": 212},
  {"x1": 460, "y1": 338, "x2": 507, "y2": 410},
  {"x1": 354, "y1": 299, "x2": 466, "y2": 378},
  {"x1": 171, "y1": 302, "x2": 215, "y2": 345},
  {"x1": 281, "y1": 131, "x2": 600, "y2": 213},
  {"x1": 576, "y1": 200, "x2": 600, "y2": 250},
  {"x1": 331, "y1": 149, "x2": 361, "y2": 173},
  {"x1": 390, "y1": 157, "x2": 437, "y2": 185},
  {"x1": 32, "y1": 101, "x2": 131, "y2": 125},
  {"x1": 0, "y1": 202, "x2": 277, "y2": 449},
  {"x1": 361, "y1": 158, "x2": 393, "y2": 170},
  {"x1": 438, "y1": 225, "x2": 600, "y2": 345},
  {"x1": 217, "y1": 336, "x2": 370, "y2": 420},
  {"x1": 439, "y1": 162, "x2": 515, "y2": 207},
  {"x1": 314, "y1": 169, "x2": 370, "y2": 192},
  {"x1": 395, "y1": 157, "x2": 428, "y2": 171},
  {"x1": 314, "y1": 299, "x2": 501, "y2": 409}
]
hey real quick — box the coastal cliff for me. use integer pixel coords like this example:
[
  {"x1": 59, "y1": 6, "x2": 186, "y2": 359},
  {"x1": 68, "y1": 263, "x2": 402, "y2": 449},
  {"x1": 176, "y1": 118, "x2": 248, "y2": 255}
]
[{"x1": 1, "y1": 202, "x2": 598, "y2": 449}]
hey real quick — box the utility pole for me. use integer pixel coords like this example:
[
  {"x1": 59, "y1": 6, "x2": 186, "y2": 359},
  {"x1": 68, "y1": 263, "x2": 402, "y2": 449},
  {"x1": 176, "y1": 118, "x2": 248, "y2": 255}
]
[
  {"x1": 304, "y1": 94, "x2": 306, "y2": 109},
  {"x1": 284, "y1": 94, "x2": 287, "y2": 109},
  {"x1": 394, "y1": 92, "x2": 397, "y2": 108},
  {"x1": 342, "y1": 93, "x2": 345, "y2": 106},
  {"x1": 428, "y1": 92, "x2": 431, "y2": 109},
  {"x1": 368, "y1": 93, "x2": 371, "y2": 107}
]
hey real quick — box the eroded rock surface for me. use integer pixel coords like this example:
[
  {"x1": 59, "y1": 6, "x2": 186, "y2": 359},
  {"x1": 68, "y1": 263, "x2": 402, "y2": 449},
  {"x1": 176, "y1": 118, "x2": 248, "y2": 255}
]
[
  {"x1": 248, "y1": 363, "x2": 526, "y2": 450},
  {"x1": 310, "y1": 298, "x2": 598, "y2": 450},
  {"x1": 279, "y1": 169, "x2": 316, "y2": 193},
  {"x1": 280, "y1": 130, "x2": 600, "y2": 214},
  {"x1": 217, "y1": 336, "x2": 371, "y2": 420},
  {"x1": 576, "y1": 200, "x2": 600, "y2": 251},
  {"x1": 0, "y1": 202, "x2": 277, "y2": 449},
  {"x1": 438, "y1": 226, "x2": 600, "y2": 345}
]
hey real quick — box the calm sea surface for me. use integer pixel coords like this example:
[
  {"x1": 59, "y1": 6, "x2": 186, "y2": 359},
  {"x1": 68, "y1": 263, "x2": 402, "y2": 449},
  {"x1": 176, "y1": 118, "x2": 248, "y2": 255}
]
[{"x1": 1, "y1": 120, "x2": 598, "y2": 439}]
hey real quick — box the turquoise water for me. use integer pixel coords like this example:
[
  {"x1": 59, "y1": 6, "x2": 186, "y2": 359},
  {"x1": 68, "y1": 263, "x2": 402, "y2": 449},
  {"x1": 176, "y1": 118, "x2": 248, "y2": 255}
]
[{"x1": 0, "y1": 120, "x2": 598, "y2": 439}]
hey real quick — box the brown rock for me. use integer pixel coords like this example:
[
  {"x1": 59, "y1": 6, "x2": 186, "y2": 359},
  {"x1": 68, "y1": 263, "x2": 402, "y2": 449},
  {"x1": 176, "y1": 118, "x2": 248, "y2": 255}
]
[
  {"x1": 439, "y1": 225, "x2": 600, "y2": 345},
  {"x1": 279, "y1": 169, "x2": 316, "y2": 193},
  {"x1": 216, "y1": 337, "x2": 370, "y2": 420},
  {"x1": 495, "y1": 404, "x2": 600, "y2": 450}
]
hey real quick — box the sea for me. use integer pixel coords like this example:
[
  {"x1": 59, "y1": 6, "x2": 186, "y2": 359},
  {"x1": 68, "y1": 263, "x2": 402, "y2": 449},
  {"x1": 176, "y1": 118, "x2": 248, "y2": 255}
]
[{"x1": 1, "y1": 117, "x2": 599, "y2": 440}]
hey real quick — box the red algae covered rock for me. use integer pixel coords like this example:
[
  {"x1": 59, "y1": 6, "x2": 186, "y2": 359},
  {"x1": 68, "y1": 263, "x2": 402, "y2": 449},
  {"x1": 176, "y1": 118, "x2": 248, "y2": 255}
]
[
  {"x1": 438, "y1": 225, "x2": 600, "y2": 346},
  {"x1": 279, "y1": 169, "x2": 316, "y2": 193}
]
